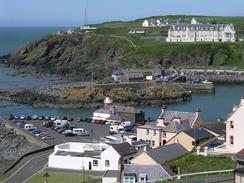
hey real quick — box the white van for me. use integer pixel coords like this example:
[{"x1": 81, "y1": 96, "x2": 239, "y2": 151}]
[
  {"x1": 54, "y1": 120, "x2": 68, "y2": 128},
  {"x1": 72, "y1": 128, "x2": 89, "y2": 136},
  {"x1": 110, "y1": 125, "x2": 124, "y2": 134},
  {"x1": 24, "y1": 124, "x2": 34, "y2": 130},
  {"x1": 121, "y1": 121, "x2": 132, "y2": 127}
]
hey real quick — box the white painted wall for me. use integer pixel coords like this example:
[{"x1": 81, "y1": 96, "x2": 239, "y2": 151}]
[
  {"x1": 102, "y1": 177, "x2": 117, "y2": 183},
  {"x1": 101, "y1": 146, "x2": 121, "y2": 170},
  {"x1": 225, "y1": 98, "x2": 244, "y2": 153}
]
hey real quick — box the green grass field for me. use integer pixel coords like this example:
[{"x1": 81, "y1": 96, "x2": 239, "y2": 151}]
[
  {"x1": 165, "y1": 154, "x2": 235, "y2": 174},
  {"x1": 25, "y1": 172, "x2": 100, "y2": 183}
]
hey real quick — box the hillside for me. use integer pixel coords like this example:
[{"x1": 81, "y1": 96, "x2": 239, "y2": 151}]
[{"x1": 1, "y1": 15, "x2": 244, "y2": 80}]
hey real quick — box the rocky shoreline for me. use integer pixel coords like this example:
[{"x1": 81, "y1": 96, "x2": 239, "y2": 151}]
[
  {"x1": 0, "y1": 122, "x2": 40, "y2": 174},
  {"x1": 0, "y1": 82, "x2": 192, "y2": 109}
]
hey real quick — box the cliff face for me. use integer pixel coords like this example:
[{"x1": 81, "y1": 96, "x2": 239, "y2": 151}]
[
  {"x1": 1, "y1": 31, "x2": 244, "y2": 80},
  {"x1": 1, "y1": 33, "x2": 133, "y2": 80}
]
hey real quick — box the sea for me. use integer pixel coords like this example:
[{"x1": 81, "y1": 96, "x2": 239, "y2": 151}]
[{"x1": 0, "y1": 27, "x2": 244, "y2": 121}]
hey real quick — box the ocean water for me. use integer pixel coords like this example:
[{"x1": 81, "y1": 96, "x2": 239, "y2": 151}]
[{"x1": 0, "y1": 27, "x2": 67, "y2": 56}]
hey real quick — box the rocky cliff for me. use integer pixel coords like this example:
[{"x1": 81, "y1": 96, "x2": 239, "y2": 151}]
[{"x1": 0, "y1": 33, "x2": 133, "y2": 80}]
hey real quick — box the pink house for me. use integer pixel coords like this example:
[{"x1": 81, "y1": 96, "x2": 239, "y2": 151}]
[{"x1": 137, "y1": 106, "x2": 203, "y2": 148}]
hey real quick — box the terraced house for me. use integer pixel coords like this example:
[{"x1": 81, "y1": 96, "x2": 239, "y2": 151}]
[
  {"x1": 166, "y1": 18, "x2": 236, "y2": 42},
  {"x1": 137, "y1": 107, "x2": 204, "y2": 148}
]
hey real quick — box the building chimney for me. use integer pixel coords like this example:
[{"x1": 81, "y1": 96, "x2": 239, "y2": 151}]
[
  {"x1": 157, "y1": 117, "x2": 165, "y2": 127},
  {"x1": 173, "y1": 113, "x2": 182, "y2": 124},
  {"x1": 240, "y1": 96, "x2": 244, "y2": 106}
]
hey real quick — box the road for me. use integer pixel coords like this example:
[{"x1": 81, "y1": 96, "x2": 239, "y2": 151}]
[{"x1": 1, "y1": 150, "x2": 53, "y2": 183}]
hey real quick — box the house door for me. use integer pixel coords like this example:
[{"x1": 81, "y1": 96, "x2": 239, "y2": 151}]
[{"x1": 89, "y1": 162, "x2": 92, "y2": 170}]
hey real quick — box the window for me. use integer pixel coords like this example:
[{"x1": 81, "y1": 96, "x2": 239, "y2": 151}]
[
  {"x1": 124, "y1": 159, "x2": 128, "y2": 164},
  {"x1": 148, "y1": 140, "x2": 151, "y2": 145},
  {"x1": 93, "y1": 160, "x2": 98, "y2": 167},
  {"x1": 105, "y1": 160, "x2": 110, "y2": 167},
  {"x1": 124, "y1": 176, "x2": 136, "y2": 183},
  {"x1": 163, "y1": 131, "x2": 167, "y2": 138},
  {"x1": 146, "y1": 129, "x2": 149, "y2": 135},
  {"x1": 139, "y1": 174, "x2": 147, "y2": 183},
  {"x1": 230, "y1": 136, "x2": 234, "y2": 145},
  {"x1": 153, "y1": 130, "x2": 156, "y2": 136},
  {"x1": 152, "y1": 140, "x2": 155, "y2": 147},
  {"x1": 230, "y1": 121, "x2": 234, "y2": 129}
]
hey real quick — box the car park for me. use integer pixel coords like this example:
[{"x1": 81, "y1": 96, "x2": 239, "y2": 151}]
[
  {"x1": 36, "y1": 132, "x2": 49, "y2": 137},
  {"x1": 14, "y1": 116, "x2": 20, "y2": 120},
  {"x1": 51, "y1": 116, "x2": 56, "y2": 121},
  {"x1": 24, "y1": 124, "x2": 34, "y2": 130}
]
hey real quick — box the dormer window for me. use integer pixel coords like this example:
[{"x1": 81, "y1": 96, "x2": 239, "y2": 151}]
[
  {"x1": 230, "y1": 121, "x2": 234, "y2": 129},
  {"x1": 139, "y1": 173, "x2": 147, "y2": 183}
]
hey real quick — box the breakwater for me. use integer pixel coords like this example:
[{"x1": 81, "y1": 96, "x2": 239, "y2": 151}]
[{"x1": 183, "y1": 69, "x2": 244, "y2": 83}]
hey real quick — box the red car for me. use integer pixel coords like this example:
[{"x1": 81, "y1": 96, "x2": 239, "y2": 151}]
[{"x1": 95, "y1": 120, "x2": 102, "y2": 124}]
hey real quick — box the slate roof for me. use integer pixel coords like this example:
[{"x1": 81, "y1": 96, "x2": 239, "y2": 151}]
[
  {"x1": 235, "y1": 149, "x2": 244, "y2": 162},
  {"x1": 112, "y1": 70, "x2": 124, "y2": 76},
  {"x1": 112, "y1": 142, "x2": 137, "y2": 157},
  {"x1": 183, "y1": 128, "x2": 214, "y2": 141},
  {"x1": 123, "y1": 70, "x2": 144, "y2": 79},
  {"x1": 169, "y1": 23, "x2": 235, "y2": 32},
  {"x1": 103, "y1": 170, "x2": 119, "y2": 178},
  {"x1": 160, "y1": 110, "x2": 198, "y2": 133},
  {"x1": 147, "y1": 144, "x2": 188, "y2": 165},
  {"x1": 123, "y1": 164, "x2": 172, "y2": 181},
  {"x1": 201, "y1": 121, "x2": 226, "y2": 136}
]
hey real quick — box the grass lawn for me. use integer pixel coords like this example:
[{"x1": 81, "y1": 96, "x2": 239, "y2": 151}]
[
  {"x1": 25, "y1": 172, "x2": 100, "y2": 183},
  {"x1": 165, "y1": 154, "x2": 235, "y2": 174}
]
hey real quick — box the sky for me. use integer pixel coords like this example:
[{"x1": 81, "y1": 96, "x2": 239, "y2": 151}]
[{"x1": 0, "y1": 0, "x2": 244, "y2": 27}]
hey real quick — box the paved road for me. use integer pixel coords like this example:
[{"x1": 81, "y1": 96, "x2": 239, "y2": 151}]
[{"x1": 1, "y1": 149, "x2": 53, "y2": 183}]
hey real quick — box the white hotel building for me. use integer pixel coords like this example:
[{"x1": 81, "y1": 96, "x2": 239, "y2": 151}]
[{"x1": 166, "y1": 18, "x2": 236, "y2": 43}]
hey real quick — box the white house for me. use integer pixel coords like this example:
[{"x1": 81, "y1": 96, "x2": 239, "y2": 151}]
[
  {"x1": 142, "y1": 19, "x2": 149, "y2": 27},
  {"x1": 166, "y1": 18, "x2": 236, "y2": 43},
  {"x1": 48, "y1": 142, "x2": 137, "y2": 171},
  {"x1": 225, "y1": 97, "x2": 244, "y2": 154}
]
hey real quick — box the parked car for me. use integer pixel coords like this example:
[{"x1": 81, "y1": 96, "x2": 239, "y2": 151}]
[
  {"x1": 43, "y1": 121, "x2": 54, "y2": 128},
  {"x1": 76, "y1": 117, "x2": 83, "y2": 123},
  {"x1": 20, "y1": 115, "x2": 26, "y2": 120},
  {"x1": 26, "y1": 116, "x2": 32, "y2": 120},
  {"x1": 51, "y1": 116, "x2": 56, "y2": 121},
  {"x1": 9, "y1": 114, "x2": 14, "y2": 120},
  {"x1": 72, "y1": 128, "x2": 90, "y2": 136},
  {"x1": 68, "y1": 117, "x2": 74, "y2": 122},
  {"x1": 32, "y1": 115, "x2": 38, "y2": 120},
  {"x1": 16, "y1": 122, "x2": 25, "y2": 128},
  {"x1": 36, "y1": 132, "x2": 49, "y2": 137},
  {"x1": 61, "y1": 116, "x2": 68, "y2": 120},
  {"x1": 38, "y1": 116, "x2": 45, "y2": 120},
  {"x1": 14, "y1": 116, "x2": 20, "y2": 120},
  {"x1": 42, "y1": 135, "x2": 54, "y2": 140},
  {"x1": 45, "y1": 116, "x2": 51, "y2": 120},
  {"x1": 57, "y1": 128, "x2": 67, "y2": 134},
  {"x1": 95, "y1": 120, "x2": 102, "y2": 125}
]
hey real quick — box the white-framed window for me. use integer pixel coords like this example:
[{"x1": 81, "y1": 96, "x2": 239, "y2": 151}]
[
  {"x1": 139, "y1": 174, "x2": 147, "y2": 183},
  {"x1": 230, "y1": 136, "x2": 234, "y2": 146},
  {"x1": 152, "y1": 140, "x2": 155, "y2": 147},
  {"x1": 105, "y1": 160, "x2": 110, "y2": 167},
  {"x1": 124, "y1": 176, "x2": 136, "y2": 183},
  {"x1": 146, "y1": 129, "x2": 149, "y2": 135},
  {"x1": 230, "y1": 121, "x2": 234, "y2": 129},
  {"x1": 163, "y1": 131, "x2": 167, "y2": 138},
  {"x1": 153, "y1": 130, "x2": 156, "y2": 136},
  {"x1": 93, "y1": 160, "x2": 98, "y2": 166}
]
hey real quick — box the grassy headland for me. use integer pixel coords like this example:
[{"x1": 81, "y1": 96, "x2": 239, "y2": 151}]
[{"x1": 1, "y1": 16, "x2": 244, "y2": 80}]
